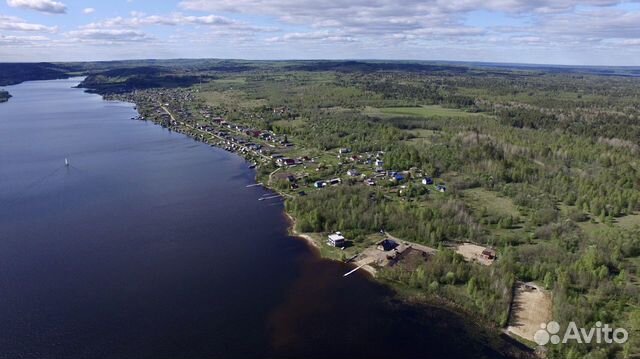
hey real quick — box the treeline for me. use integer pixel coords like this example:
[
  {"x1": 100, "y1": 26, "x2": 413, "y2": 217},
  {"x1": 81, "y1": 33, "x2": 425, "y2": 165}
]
[
  {"x1": 285, "y1": 186, "x2": 483, "y2": 246},
  {"x1": 380, "y1": 248, "x2": 515, "y2": 326}
]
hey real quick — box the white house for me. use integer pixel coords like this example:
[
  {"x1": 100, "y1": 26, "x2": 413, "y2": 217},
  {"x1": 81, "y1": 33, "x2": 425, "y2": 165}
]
[{"x1": 327, "y1": 232, "x2": 346, "y2": 247}]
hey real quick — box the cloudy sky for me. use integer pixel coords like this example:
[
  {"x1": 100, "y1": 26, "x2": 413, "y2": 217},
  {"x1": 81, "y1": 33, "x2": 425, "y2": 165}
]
[{"x1": 1, "y1": 0, "x2": 640, "y2": 65}]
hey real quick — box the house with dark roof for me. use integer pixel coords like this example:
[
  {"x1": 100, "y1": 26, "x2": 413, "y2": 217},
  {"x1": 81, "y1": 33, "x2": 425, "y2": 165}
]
[{"x1": 377, "y1": 239, "x2": 398, "y2": 251}]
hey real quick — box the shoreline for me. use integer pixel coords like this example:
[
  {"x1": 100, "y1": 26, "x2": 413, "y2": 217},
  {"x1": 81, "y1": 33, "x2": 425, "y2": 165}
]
[
  {"x1": 283, "y1": 212, "x2": 320, "y2": 250},
  {"x1": 92, "y1": 89, "x2": 534, "y2": 357}
]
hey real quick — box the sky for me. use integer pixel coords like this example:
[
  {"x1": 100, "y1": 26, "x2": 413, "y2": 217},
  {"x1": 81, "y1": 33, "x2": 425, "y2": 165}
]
[{"x1": 2, "y1": 0, "x2": 640, "y2": 65}]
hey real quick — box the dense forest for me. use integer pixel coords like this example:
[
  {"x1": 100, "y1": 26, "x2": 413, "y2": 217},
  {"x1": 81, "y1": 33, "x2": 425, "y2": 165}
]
[{"x1": 0, "y1": 62, "x2": 70, "y2": 86}]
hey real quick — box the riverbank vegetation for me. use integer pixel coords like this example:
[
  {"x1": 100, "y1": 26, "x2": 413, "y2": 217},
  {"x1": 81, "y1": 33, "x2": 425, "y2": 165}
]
[{"x1": 71, "y1": 59, "x2": 640, "y2": 358}]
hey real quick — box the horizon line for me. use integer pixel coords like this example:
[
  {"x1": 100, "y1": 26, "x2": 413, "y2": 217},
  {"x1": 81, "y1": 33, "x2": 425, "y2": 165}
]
[{"x1": 3, "y1": 57, "x2": 640, "y2": 69}]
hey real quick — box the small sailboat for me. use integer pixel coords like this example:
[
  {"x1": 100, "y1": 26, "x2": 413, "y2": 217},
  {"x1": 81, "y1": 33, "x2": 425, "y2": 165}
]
[{"x1": 65, "y1": 158, "x2": 70, "y2": 167}]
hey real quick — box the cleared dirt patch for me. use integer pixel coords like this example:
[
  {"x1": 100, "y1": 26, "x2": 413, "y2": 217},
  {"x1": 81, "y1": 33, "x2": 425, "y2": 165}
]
[
  {"x1": 352, "y1": 238, "x2": 437, "y2": 276},
  {"x1": 507, "y1": 282, "x2": 553, "y2": 342},
  {"x1": 455, "y1": 243, "x2": 495, "y2": 266},
  {"x1": 390, "y1": 247, "x2": 432, "y2": 271}
]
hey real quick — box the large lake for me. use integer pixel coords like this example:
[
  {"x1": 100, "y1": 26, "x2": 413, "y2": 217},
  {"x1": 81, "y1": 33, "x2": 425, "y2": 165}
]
[{"x1": 0, "y1": 78, "x2": 525, "y2": 359}]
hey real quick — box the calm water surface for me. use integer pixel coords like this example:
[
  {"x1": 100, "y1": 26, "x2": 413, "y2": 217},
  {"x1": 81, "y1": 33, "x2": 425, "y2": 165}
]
[{"x1": 0, "y1": 79, "x2": 524, "y2": 359}]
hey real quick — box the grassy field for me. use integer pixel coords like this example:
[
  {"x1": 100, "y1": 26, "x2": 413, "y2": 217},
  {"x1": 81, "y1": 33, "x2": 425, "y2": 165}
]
[
  {"x1": 365, "y1": 105, "x2": 486, "y2": 119},
  {"x1": 402, "y1": 128, "x2": 441, "y2": 146},
  {"x1": 463, "y1": 188, "x2": 520, "y2": 217},
  {"x1": 615, "y1": 212, "x2": 640, "y2": 229},
  {"x1": 198, "y1": 89, "x2": 267, "y2": 109}
]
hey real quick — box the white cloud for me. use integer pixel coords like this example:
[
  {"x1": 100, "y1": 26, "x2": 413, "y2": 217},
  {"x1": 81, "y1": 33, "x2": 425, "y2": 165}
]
[
  {"x1": 4, "y1": 0, "x2": 640, "y2": 64},
  {"x1": 67, "y1": 28, "x2": 152, "y2": 43},
  {"x1": 6, "y1": 0, "x2": 67, "y2": 14},
  {"x1": 178, "y1": 0, "x2": 635, "y2": 17},
  {"x1": 79, "y1": 13, "x2": 273, "y2": 33},
  {"x1": 83, "y1": 7, "x2": 95, "y2": 15},
  {"x1": 266, "y1": 30, "x2": 356, "y2": 43},
  {"x1": 0, "y1": 34, "x2": 49, "y2": 45},
  {"x1": 0, "y1": 14, "x2": 57, "y2": 32},
  {"x1": 174, "y1": 0, "x2": 516, "y2": 46}
]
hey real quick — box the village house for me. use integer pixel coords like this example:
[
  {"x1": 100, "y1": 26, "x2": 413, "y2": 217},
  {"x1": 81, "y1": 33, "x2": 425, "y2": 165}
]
[
  {"x1": 276, "y1": 158, "x2": 296, "y2": 167},
  {"x1": 436, "y1": 185, "x2": 447, "y2": 192},
  {"x1": 327, "y1": 232, "x2": 346, "y2": 247},
  {"x1": 347, "y1": 169, "x2": 360, "y2": 177},
  {"x1": 481, "y1": 249, "x2": 496, "y2": 261},
  {"x1": 422, "y1": 177, "x2": 434, "y2": 185},
  {"x1": 377, "y1": 239, "x2": 398, "y2": 251}
]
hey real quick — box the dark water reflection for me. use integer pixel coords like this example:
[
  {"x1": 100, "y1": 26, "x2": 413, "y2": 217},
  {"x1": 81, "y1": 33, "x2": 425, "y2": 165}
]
[{"x1": 0, "y1": 79, "x2": 526, "y2": 359}]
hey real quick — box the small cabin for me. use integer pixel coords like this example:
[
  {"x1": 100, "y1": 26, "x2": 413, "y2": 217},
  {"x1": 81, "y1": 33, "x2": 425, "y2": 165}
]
[
  {"x1": 436, "y1": 185, "x2": 447, "y2": 192},
  {"x1": 314, "y1": 181, "x2": 326, "y2": 188}
]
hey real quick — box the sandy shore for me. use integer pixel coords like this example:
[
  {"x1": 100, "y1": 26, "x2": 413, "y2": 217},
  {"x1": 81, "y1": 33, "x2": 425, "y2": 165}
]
[{"x1": 284, "y1": 212, "x2": 320, "y2": 249}]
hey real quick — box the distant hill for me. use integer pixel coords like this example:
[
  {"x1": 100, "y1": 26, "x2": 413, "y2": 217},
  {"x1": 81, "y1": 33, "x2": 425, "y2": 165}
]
[
  {"x1": 285, "y1": 60, "x2": 470, "y2": 74},
  {"x1": 79, "y1": 66, "x2": 210, "y2": 94},
  {"x1": 0, "y1": 62, "x2": 70, "y2": 86}
]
